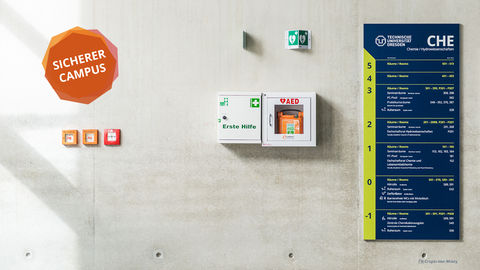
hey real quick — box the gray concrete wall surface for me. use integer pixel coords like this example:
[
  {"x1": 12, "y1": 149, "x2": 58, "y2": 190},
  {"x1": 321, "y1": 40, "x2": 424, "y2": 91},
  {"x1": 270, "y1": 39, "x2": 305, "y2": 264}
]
[{"x1": 0, "y1": 0, "x2": 479, "y2": 269}]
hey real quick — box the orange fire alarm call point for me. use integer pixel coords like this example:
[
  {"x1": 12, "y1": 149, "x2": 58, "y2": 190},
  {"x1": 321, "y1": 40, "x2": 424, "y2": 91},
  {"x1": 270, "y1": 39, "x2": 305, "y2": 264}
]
[
  {"x1": 83, "y1": 129, "x2": 98, "y2": 145},
  {"x1": 62, "y1": 130, "x2": 78, "y2": 145}
]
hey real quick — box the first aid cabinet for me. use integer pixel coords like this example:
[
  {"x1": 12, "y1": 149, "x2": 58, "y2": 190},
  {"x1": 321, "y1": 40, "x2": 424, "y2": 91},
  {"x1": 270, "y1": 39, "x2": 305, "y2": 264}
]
[{"x1": 217, "y1": 92, "x2": 262, "y2": 144}]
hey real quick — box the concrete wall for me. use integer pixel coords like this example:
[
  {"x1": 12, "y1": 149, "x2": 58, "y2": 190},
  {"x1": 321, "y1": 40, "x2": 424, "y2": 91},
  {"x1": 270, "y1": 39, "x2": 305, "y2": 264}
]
[{"x1": 1, "y1": 0, "x2": 479, "y2": 269}]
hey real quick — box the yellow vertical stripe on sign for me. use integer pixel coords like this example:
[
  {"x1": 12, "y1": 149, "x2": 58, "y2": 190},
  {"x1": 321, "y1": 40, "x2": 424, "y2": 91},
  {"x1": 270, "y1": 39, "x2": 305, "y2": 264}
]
[{"x1": 364, "y1": 49, "x2": 376, "y2": 240}]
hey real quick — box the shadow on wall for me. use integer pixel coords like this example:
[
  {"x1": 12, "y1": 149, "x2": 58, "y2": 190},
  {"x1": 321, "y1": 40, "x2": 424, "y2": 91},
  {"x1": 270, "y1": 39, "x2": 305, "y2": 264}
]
[
  {"x1": 0, "y1": 0, "x2": 48, "y2": 58},
  {"x1": 0, "y1": 116, "x2": 94, "y2": 268},
  {"x1": 0, "y1": 0, "x2": 93, "y2": 267},
  {"x1": 222, "y1": 94, "x2": 337, "y2": 161},
  {"x1": 244, "y1": 31, "x2": 263, "y2": 56}
]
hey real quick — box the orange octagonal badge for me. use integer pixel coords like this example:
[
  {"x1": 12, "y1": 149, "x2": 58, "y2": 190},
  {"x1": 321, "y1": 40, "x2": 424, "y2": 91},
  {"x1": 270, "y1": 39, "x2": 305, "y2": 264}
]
[{"x1": 42, "y1": 27, "x2": 119, "y2": 104}]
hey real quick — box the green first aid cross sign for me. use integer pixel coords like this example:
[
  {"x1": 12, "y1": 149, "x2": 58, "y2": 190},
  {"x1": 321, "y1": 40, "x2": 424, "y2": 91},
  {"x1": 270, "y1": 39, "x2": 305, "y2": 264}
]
[
  {"x1": 285, "y1": 30, "x2": 311, "y2": 50},
  {"x1": 250, "y1": 98, "x2": 260, "y2": 108}
]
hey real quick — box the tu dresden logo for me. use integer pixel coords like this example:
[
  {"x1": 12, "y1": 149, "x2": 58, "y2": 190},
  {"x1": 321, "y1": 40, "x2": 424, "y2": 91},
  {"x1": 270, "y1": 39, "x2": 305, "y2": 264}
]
[{"x1": 375, "y1": 35, "x2": 386, "y2": 46}]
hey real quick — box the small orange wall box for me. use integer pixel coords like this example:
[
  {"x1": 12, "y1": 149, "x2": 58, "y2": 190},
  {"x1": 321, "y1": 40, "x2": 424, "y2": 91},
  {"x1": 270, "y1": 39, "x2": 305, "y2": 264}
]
[
  {"x1": 62, "y1": 130, "x2": 78, "y2": 145},
  {"x1": 83, "y1": 129, "x2": 98, "y2": 145},
  {"x1": 104, "y1": 129, "x2": 120, "y2": 145}
]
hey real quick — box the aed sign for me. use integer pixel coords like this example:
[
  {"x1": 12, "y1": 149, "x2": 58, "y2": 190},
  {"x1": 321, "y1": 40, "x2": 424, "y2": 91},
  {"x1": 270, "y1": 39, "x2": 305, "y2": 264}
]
[
  {"x1": 280, "y1": 98, "x2": 299, "y2": 104},
  {"x1": 42, "y1": 27, "x2": 119, "y2": 104},
  {"x1": 285, "y1": 30, "x2": 311, "y2": 49}
]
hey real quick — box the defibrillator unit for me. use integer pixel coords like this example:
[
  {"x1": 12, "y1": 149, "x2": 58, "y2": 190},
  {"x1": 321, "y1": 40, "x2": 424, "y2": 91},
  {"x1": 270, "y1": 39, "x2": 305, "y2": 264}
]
[{"x1": 278, "y1": 109, "x2": 304, "y2": 134}]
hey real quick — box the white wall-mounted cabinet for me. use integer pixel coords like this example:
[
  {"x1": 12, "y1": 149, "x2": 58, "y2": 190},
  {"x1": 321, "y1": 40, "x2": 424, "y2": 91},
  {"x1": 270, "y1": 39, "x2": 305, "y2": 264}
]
[
  {"x1": 217, "y1": 92, "x2": 262, "y2": 144},
  {"x1": 262, "y1": 92, "x2": 316, "y2": 147},
  {"x1": 217, "y1": 92, "x2": 316, "y2": 147}
]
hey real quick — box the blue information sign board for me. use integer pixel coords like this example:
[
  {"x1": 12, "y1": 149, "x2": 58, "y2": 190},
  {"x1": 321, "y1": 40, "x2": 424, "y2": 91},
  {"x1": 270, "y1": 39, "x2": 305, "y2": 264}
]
[{"x1": 363, "y1": 24, "x2": 459, "y2": 240}]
